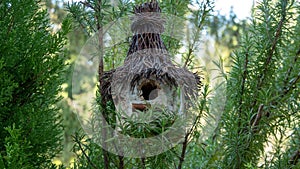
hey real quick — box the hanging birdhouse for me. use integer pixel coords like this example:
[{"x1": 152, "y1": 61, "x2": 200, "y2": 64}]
[{"x1": 102, "y1": 1, "x2": 201, "y2": 120}]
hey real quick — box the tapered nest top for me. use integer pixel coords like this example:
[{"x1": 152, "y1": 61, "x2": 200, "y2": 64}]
[
  {"x1": 133, "y1": 1, "x2": 161, "y2": 13},
  {"x1": 128, "y1": 1, "x2": 166, "y2": 56},
  {"x1": 131, "y1": 1, "x2": 165, "y2": 34}
]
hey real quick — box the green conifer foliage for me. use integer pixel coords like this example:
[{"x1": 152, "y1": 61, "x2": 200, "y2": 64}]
[
  {"x1": 220, "y1": 0, "x2": 300, "y2": 168},
  {"x1": 0, "y1": 0, "x2": 69, "y2": 168}
]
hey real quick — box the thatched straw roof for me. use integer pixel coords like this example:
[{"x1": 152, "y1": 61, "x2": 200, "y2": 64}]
[{"x1": 101, "y1": 1, "x2": 201, "y2": 105}]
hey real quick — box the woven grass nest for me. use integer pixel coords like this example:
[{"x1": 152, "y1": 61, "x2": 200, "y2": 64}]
[{"x1": 101, "y1": 1, "x2": 201, "y2": 109}]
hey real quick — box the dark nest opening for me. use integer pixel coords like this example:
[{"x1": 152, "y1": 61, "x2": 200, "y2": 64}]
[{"x1": 140, "y1": 79, "x2": 160, "y2": 100}]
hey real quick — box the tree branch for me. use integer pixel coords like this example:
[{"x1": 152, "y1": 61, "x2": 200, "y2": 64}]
[
  {"x1": 177, "y1": 133, "x2": 189, "y2": 169},
  {"x1": 252, "y1": 1, "x2": 287, "y2": 108},
  {"x1": 141, "y1": 157, "x2": 146, "y2": 169},
  {"x1": 178, "y1": 89, "x2": 208, "y2": 169},
  {"x1": 93, "y1": 0, "x2": 110, "y2": 168},
  {"x1": 238, "y1": 48, "x2": 250, "y2": 130},
  {"x1": 289, "y1": 150, "x2": 300, "y2": 166},
  {"x1": 282, "y1": 51, "x2": 300, "y2": 96},
  {"x1": 118, "y1": 155, "x2": 124, "y2": 169},
  {"x1": 73, "y1": 136, "x2": 99, "y2": 169},
  {"x1": 251, "y1": 104, "x2": 264, "y2": 133}
]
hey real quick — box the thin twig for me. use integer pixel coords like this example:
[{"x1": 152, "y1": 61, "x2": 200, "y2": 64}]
[
  {"x1": 73, "y1": 136, "x2": 99, "y2": 169},
  {"x1": 238, "y1": 48, "x2": 249, "y2": 130},
  {"x1": 177, "y1": 133, "x2": 189, "y2": 169},
  {"x1": 251, "y1": 104, "x2": 264, "y2": 132},
  {"x1": 119, "y1": 155, "x2": 124, "y2": 169},
  {"x1": 141, "y1": 157, "x2": 146, "y2": 169},
  {"x1": 289, "y1": 150, "x2": 300, "y2": 166},
  {"x1": 281, "y1": 52, "x2": 300, "y2": 96},
  {"x1": 93, "y1": 0, "x2": 110, "y2": 168},
  {"x1": 183, "y1": 48, "x2": 194, "y2": 68},
  {"x1": 183, "y1": 0, "x2": 211, "y2": 68},
  {"x1": 178, "y1": 93, "x2": 207, "y2": 168},
  {"x1": 80, "y1": 1, "x2": 95, "y2": 11}
]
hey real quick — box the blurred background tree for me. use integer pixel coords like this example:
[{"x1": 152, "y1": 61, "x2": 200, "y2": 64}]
[{"x1": 0, "y1": 0, "x2": 70, "y2": 168}]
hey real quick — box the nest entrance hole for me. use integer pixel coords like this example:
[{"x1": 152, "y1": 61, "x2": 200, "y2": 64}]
[{"x1": 140, "y1": 80, "x2": 160, "y2": 100}]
